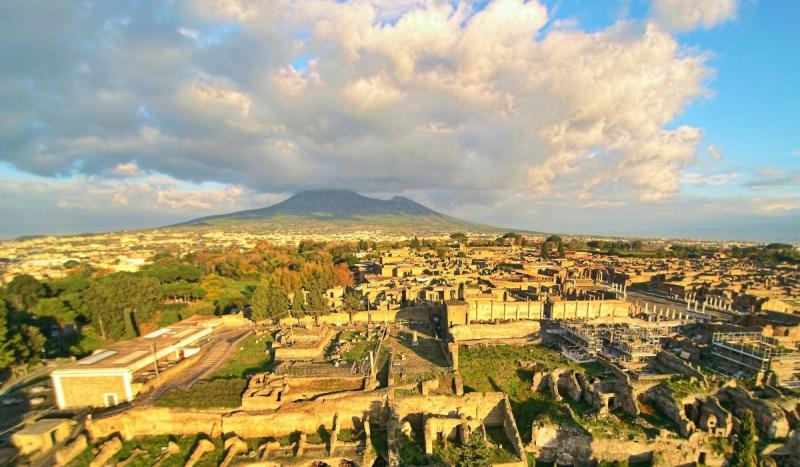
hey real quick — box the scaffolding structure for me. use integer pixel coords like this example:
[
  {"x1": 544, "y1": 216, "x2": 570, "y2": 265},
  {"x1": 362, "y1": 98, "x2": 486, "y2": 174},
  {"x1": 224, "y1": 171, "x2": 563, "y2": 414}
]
[
  {"x1": 559, "y1": 321, "x2": 669, "y2": 365},
  {"x1": 711, "y1": 332, "x2": 800, "y2": 386}
]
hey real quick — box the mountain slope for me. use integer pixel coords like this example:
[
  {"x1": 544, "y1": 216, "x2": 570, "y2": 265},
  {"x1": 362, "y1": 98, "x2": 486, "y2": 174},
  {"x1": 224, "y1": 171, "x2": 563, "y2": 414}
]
[{"x1": 175, "y1": 189, "x2": 493, "y2": 232}]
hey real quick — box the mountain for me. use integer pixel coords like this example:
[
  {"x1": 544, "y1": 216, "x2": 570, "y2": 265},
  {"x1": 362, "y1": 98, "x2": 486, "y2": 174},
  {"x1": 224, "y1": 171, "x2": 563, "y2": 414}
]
[{"x1": 175, "y1": 189, "x2": 494, "y2": 233}]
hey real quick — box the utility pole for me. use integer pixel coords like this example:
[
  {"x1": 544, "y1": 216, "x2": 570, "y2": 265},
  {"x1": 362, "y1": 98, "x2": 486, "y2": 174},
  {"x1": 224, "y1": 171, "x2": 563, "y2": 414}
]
[{"x1": 151, "y1": 343, "x2": 160, "y2": 380}]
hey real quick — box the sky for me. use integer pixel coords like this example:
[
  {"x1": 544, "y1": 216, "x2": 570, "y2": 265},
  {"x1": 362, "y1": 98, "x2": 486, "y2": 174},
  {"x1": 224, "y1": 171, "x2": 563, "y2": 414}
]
[{"x1": 0, "y1": 0, "x2": 798, "y2": 242}]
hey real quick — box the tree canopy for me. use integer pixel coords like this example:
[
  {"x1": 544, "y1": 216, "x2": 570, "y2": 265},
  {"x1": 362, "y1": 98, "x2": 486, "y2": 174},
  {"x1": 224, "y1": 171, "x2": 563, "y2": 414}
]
[
  {"x1": 82, "y1": 273, "x2": 162, "y2": 340},
  {"x1": 729, "y1": 410, "x2": 758, "y2": 467}
]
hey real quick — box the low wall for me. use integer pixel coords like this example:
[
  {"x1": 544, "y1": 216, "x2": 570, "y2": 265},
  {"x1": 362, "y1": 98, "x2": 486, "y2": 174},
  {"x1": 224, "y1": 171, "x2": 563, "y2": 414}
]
[
  {"x1": 224, "y1": 392, "x2": 388, "y2": 437},
  {"x1": 449, "y1": 320, "x2": 541, "y2": 342},
  {"x1": 277, "y1": 307, "x2": 434, "y2": 327},
  {"x1": 550, "y1": 300, "x2": 630, "y2": 320},
  {"x1": 465, "y1": 299, "x2": 545, "y2": 322},
  {"x1": 87, "y1": 392, "x2": 390, "y2": 441},
  {"x1": 392, "y1": 392, "x2": 506, "y2": 426},
  {"x1": 86, "y1": 407, "x2": 224, "y2": 441},
  {"x1": 656, "y1": 351, "x2": 707, "y2": 384}
]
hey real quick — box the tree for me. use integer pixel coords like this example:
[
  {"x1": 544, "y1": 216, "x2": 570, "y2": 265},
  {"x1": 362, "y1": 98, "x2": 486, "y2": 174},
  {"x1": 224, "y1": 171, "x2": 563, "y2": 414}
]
[
  {"x1": 200, "y1": 274, "x2": 227, "y2": 302},
  {"x1": 332, "y1": 263, "x2": 355, "y2": 287},
  {"x1": 291, "y1": 289, "x2": 305, "y2": 316},
  {"x1": 6, "y1": 275, "x2": 48, "y2": 311},
  {"x1": 450, "y1": 232, "x2": 468, "y2": 244},
  {"x1": 83, "y1": 273, "x2": 162, "y2": 340},
  {"x1": 304, "y1": 287, "x2": 328, "y2": 314},
  {"x1": 250, "y1": 281, "x2": 289, "y2": 321},
  {"x1": 409, "y1": 236, "x2": 421, "y2": 250},
  {"x1": 630, "y1": 240, "x2": 644, "y2": 250},
  {"x1": 544, "y1": 235, "x2": 562, "y2": 245},
  {"x1": 271, "y1": 267, "x2": 302, "y2": 294},
  {"x1": 0, "y1": 300, "x2": 16, "y2": 372},
  {"x1": 454, "y1": 430, "x2": 492, "y2": 467},
  {"x1": 342, "y1": 289, "x2": 365, "y2": 312},
  {"x1": 32, "y1": 298, "x2": 77, "y2": 352},
  {"x1": 729, "y1": 410, "x2": 758, "y2": 467}
]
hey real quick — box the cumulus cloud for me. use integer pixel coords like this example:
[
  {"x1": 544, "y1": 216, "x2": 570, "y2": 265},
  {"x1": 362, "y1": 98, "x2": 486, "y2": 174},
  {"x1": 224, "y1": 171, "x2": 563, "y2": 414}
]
[
  {"x1": 3, "y1": 0, "x2": 787, "y2": 240},
  {"x1": 651, "y1": 0, "x2": 738, "y2": 32},
  {"x1": 0, "y1": 0, "x2": 714, "y2": 203},
  {"x1": 0, "y1": 172, "x2": 288, "y2": 237}
]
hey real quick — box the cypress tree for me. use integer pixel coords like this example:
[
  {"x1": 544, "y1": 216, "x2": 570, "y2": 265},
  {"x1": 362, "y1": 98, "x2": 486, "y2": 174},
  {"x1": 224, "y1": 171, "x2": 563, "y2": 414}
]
[{"x1": 729, "y1": 410, "x2": 758, "y2": 467}]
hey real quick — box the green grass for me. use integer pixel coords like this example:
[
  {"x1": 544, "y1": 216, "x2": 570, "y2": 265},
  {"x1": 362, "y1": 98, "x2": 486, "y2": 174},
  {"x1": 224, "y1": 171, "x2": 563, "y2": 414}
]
[
  {"x1": 396, "y1": 432, "x2": 427, "y2": 466},
  {"x1": 212, "y1": 332, "x2": 273, "y2": 378},
  {"x1": 459, "y1": 344, "x2": 659, "y2": 442},
  {"x1": 155, "y1": 378, "x2": 245, "y2": 409},
  {"x1": 459, "y1": 344, "x2": 582, "y2": 440},
  {"x1": 340, "y1": 332, "x2": 378, "y2": 363},
  {"x1": 369, "y1": 426, "x2": 389, "y2": 460},
  {"x1": 485, "y1": 426, "x2": 520, "y2": 463},
  {"x1": 69, "y1": 435, "x2": 224, "y2": 467},
  {"x1": 663, "y1": 378, "x2": 705, "y2": 399}
]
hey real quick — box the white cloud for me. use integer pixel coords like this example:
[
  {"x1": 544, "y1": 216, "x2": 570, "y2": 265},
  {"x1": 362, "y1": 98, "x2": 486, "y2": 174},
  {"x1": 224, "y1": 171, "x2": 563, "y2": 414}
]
[
  {"x1": 2, "y1": 0, "x2": 790, "y2": 240},
  {"x1": 706, "y1": 144, "x2": 723, "y2": 161},
  {"x1": 651, "y1": 0, "x2": 738, "y2": 32},
  {"x1": 341, "y1": 72, "x2": 406, "y2": 109}
]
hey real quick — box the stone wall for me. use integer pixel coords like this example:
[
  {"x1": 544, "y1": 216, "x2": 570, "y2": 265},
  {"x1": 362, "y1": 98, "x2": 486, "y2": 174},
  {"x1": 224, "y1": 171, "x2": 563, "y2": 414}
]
[
  {"x1": 717, "y1": 385, "x2": 791, "y2": 439},
  {"x1": 277, "y1": 306, "x2": 434, "y2": 327},
  {"x1": 392, "y1": 392, "x2": 507, "y2": 427},
  {"x1": 449, "y1": 320, "x2": 541, "y2": 342},
  {"x1": 226, "y1": 393, "x2": 387, "y2": 438},
  {"x1": 550, "y1": 300, "x2": 630, "y2": 320},
  {"x1": 86, "y1": 407, "x2": 224, "y2": 441},
  {"x1": 528, "y1": 420, "x2": 725, "y2": 466},
  {"x1": 466, "y1": 299, "x2": 545, "y2": 322},
  {"x1": 656, "y1": 351, "x2": 707, "y2": 384}
]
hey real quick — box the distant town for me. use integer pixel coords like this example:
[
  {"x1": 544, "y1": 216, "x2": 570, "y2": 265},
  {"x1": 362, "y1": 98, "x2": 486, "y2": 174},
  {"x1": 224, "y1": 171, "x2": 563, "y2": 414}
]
[{"x1": 0, "y1": 226, "x2": 798, "y2": 466}]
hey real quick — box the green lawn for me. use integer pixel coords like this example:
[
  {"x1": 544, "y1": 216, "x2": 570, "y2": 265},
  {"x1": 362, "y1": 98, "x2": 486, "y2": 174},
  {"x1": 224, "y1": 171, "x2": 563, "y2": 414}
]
[
  {"x1": 155, "y1": 378, "x2": 245, "y2": 409},
  {"x1": 212, "y1": 332, "x2": 274, "y2": 378},
  {"x1": 69, "y1": 435, "x2": 224, "y2": 467}
]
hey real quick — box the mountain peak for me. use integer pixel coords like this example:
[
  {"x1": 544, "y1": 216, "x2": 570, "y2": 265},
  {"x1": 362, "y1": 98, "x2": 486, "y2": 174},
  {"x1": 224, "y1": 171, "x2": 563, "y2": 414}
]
[{"x1": 176, "y1": 189, "x2": 486, "y2": 232}]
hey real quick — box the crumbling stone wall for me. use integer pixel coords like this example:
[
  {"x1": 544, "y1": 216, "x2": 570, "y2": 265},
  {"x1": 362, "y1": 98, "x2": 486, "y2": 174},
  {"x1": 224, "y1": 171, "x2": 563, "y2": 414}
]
[
  {"x1": 642, "y1": 384, "x2": 696, "y2": 437},
  {"x1": 392, "y1": 392, "x2": 507, "y2": 426},
  {"x1": 528, "y1": 420, "x2": 725, "y2": 466},
  {"x1": 717, "y1": 385, "x2": 791, "y2": 439},
  {"x1": 86, "y1": 407, "x2": 223, "y2": 441},
  {"x1": 225, "y1": 392, "x2": 388, "y2": 438},
  {"x1": 656, "y1": 351, "x2": 707, "y2": 384}
]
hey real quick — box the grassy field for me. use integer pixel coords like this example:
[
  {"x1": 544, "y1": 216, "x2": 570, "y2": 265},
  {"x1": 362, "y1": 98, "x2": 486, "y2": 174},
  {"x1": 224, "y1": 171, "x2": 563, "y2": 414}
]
[
  {"x1": 212, "y1": 332, "x2": 274, "y2": 378},
  {"x1": 69, "y1": 435, "x2": 224, "y2": 467},
  {"x1": 156, "y1": 333, "x2": 273, "y2": 408},
  {"x1": 459, "y1": 344, "x2": 663, "y2": 442},
  {"x1": 155, "y1": 378, "x2": 245, "y2": 409}
]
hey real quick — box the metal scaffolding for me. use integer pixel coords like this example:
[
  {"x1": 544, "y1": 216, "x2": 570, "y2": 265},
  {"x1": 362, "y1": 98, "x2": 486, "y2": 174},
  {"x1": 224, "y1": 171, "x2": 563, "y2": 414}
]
[{"x1": 711, "y1": 332, "x2": 800, "y2": 385}]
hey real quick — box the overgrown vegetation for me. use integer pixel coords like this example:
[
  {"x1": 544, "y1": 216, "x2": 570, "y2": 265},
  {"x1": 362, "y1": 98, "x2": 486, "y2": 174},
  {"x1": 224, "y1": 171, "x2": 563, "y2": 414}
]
[
  {"x1": 155, "y1": 378, "x2": 245, "y2": 409},
  {"x1": 69, "y1": 434, "x2": 224, "y2": 467},
  {"x1": 459, "y1": 344, "x2": 661, "y2": 442}
]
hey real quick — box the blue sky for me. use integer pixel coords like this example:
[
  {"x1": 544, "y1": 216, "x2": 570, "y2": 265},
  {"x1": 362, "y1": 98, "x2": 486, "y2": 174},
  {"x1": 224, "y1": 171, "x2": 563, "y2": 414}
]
[{"x1": 0, "y1": 0, "x2": 797, "y2": 241}]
